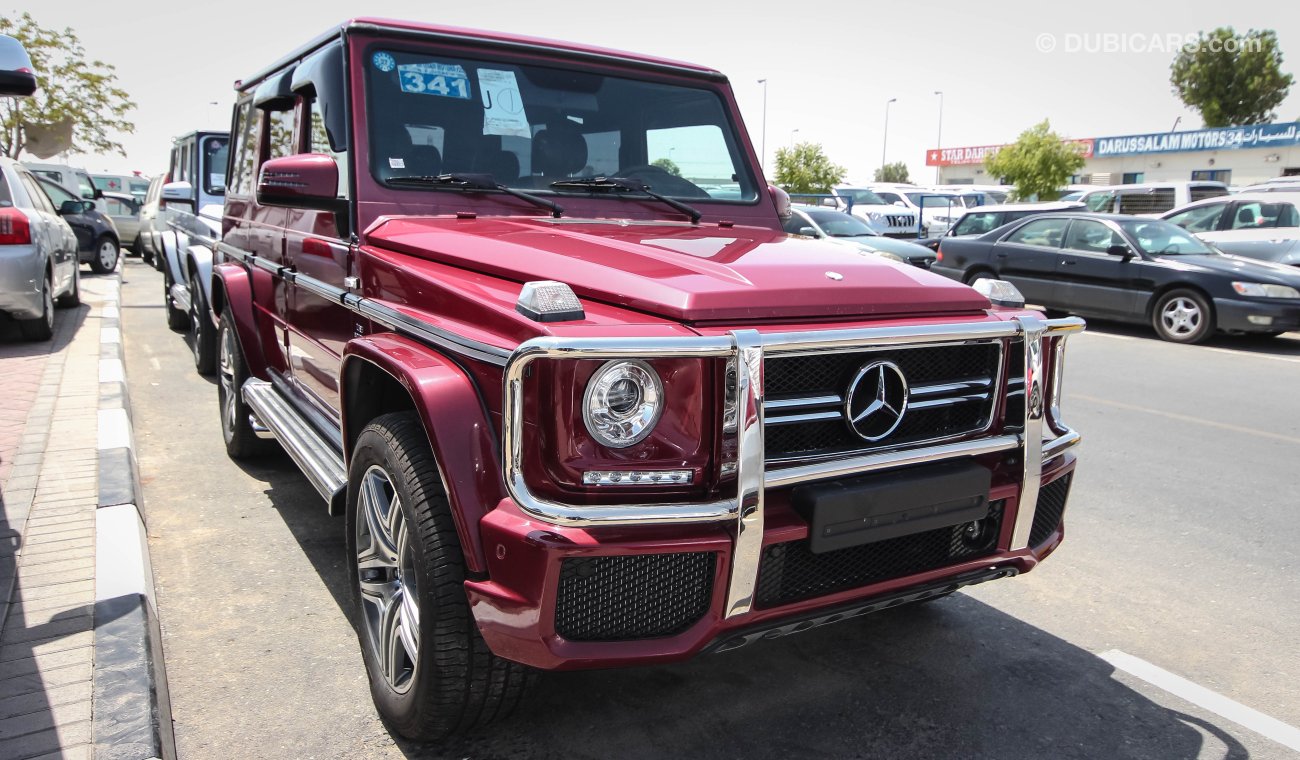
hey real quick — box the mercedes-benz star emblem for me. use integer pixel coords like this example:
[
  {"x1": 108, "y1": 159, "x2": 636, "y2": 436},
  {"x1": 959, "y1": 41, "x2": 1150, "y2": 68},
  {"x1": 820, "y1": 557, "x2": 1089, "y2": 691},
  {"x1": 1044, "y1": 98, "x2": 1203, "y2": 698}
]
[{"x1": 844, "y1": 360, "x2": 909, "y2": 441}]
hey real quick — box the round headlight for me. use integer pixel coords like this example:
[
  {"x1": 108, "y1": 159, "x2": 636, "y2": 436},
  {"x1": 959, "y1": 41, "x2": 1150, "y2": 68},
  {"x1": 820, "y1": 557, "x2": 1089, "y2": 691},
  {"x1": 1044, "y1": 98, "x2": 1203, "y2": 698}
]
[{"x1": 583, "y1": 360, "x2": 663, "y2": 448}]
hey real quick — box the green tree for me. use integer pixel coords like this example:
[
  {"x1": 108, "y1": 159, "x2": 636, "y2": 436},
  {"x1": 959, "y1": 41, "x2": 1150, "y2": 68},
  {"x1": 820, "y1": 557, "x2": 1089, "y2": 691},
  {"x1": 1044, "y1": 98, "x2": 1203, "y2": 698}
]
[
  {"x1": 774, "y1": 142, "x2": 846, "y2": 194},
  {"x1": 0, "y1": 12, "x2": 135, "y2": 159},
  {"x1": 651, "y1": 157, "x2": 681, "y2": 176},
  {"x1": 983, "y1": 120, "x2": 1085, "y2": 201},
  {"x1": 1171, "y1": 28, "x2": 1293, "y2": 127},
  {"x1": 873, "y1": 161, "x2": 910, "y2": 183}
]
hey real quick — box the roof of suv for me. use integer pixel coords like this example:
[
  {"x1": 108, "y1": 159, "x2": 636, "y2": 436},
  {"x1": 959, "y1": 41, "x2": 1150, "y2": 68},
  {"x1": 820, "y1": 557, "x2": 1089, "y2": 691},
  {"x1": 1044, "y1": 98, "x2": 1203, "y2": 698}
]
[{"x1": 241, "y1": 17, "x2": 725, "y2": 89}]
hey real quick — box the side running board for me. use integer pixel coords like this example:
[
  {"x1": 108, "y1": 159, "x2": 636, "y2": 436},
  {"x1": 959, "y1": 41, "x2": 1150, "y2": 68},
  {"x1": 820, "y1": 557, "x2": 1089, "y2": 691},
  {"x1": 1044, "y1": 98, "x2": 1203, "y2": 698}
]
[{"x1": 242, "y1": 379, "x2": 347, "y2": 512}]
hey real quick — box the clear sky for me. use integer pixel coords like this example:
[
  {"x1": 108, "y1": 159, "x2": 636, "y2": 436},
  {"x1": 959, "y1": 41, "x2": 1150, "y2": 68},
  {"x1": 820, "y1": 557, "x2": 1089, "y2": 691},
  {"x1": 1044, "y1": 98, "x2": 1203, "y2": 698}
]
[{"x1": 16, "y1": 0, "x2": 1300, "y2": 183}]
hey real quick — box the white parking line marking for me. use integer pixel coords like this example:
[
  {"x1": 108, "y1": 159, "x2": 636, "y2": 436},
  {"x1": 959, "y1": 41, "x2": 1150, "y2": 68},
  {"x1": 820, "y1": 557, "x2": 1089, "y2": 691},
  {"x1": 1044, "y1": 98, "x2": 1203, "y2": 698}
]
[
  {"x1": 1200, "y1": 345, "x2": 1300, "y2": 365},
  {"x1": 1100, "y1": 650, "x2": 1300, "y2": 753},
  {"x1": 1080, "y1": 331, "x2": 1135, "y2": 341},
  {"x1": 1075, "y1": 394, "x2": 1300, "y2": 446},
  {"x1": 149, "y1": 357, "x2": 161, "y2": 371}
]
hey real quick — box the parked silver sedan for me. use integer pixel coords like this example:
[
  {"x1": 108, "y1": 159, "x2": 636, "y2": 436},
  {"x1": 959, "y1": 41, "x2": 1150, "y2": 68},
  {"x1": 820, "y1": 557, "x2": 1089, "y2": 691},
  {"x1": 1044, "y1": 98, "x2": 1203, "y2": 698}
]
[
  {"x1": 0, "y1": 157, "x2": 80, "y2": 340},
  {"x1": 1161, "y1": 192, "x2": 1300, "y2": 267},
  {"x1": 103, "y1": 191, "x2": 142, "y2": 252}
]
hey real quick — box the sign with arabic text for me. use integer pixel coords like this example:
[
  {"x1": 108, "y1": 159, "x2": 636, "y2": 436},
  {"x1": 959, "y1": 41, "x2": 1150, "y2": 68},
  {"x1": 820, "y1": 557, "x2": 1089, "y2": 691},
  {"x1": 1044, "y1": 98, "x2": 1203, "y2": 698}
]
[{"x1": 1092, "y1": 122, "x2": 1300, "y2": 158}]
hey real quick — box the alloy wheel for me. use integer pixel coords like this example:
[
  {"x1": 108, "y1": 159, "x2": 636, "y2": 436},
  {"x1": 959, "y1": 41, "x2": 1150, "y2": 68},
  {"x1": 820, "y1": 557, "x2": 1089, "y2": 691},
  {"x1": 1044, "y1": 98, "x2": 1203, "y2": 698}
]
[
  {"x1": 356, "y1": 465, "x2": 420, "y2": 694},
  {"x1": 42, "y1": 278, "x2": 53, "y2": 331},
  {"x1": 218, "y1": 324, "x2": 237, "y2": 437},
  {"x1": 1160, "y1": 297, "x2": 1201, "y2": 337},
  {"x1": 189, "y1": 285, "x2": 203, "y2": 364}
]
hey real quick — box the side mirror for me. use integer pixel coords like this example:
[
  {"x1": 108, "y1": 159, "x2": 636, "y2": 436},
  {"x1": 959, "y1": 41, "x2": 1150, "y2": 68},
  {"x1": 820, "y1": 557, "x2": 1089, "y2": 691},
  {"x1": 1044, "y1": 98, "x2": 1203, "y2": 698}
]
[
  {"x1": 0, "y1": 35, "x2": 37, "y2": 97},
  {"x1": 58, "y1": 199, "x2": 91, "y2": 215},
  {"x1": 893, "y1": 200, "x2": 906, "y2": 208},
  {"x1": 768, "y1": 184, "x2": 791, "y2": 223},
  {"x1": 257, "y1": 154, "x2": 340, "y2": 211},
  {"x1": 797, "y1": 226, "x2": 818, "y2": 237},
  {"x1": 161, "y1": 180, "x2": 194, "y2": 210},
  {"x1": 1107, "y1": 244, "x2": 1134, "y2": 259},
  {"x1": 92, "y1": 187, "x2": 104, "y2": 200}
]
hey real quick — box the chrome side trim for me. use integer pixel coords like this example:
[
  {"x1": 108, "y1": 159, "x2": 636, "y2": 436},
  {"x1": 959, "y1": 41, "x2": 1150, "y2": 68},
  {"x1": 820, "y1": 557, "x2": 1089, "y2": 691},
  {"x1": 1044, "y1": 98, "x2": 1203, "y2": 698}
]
[
  {"x1": 765, "y1": 394, "x2": 841, "y2": 411},
  {"x1": 764, "y1": 410, "x2": 842, "y2": 426},
  {"x1": 1010, "y1": 317, "x2": 1046, "y2": 550},
  {"x1": 725, "y1": 331, "x2": 765, "y2": 618},
  {"x1": 217, "y1": 241, "x2": 511, "y2": 366},
  {"x1": 242, "y1": 378, "x2": 346, "y2": 505},
  {"x1": 764, "y1": 435, "x2": 1021, "y2": 490}
]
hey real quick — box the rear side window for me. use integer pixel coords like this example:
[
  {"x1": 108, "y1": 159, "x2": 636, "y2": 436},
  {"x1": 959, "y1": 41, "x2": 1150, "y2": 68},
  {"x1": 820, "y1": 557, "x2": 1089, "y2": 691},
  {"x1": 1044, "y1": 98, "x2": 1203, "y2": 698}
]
[
  {"x1": 21, "y1": 174, "x2": 56, "y2": 214},
  {"x1": 201, "y1": 135, "x2": 229, "y2": 195},
  {"x1": 1230, "y1": 202, "x2": 1300, "y2": 229},
  {"x1": 1117, "y1": 189, "x2": 1176, "y2": 215},
  {"x1": 0, "y1": 170, "x2": 11, "y2": 207},
  {"x1": 1005, "y1": 217, "x2": 1068, "y2": 248},
  {"x1": 228, "y1": 100, "x2": 258, "y2": 196},
  {"x1": 953, "y1": 212, "x2": 1003, "y2": 236},
  {"x1": 1165, "y1": 203, "x2": 1226, "y2": 233},
  {"x1": 1190, "y1": 185, "x2": 1228, "y2": 202}
]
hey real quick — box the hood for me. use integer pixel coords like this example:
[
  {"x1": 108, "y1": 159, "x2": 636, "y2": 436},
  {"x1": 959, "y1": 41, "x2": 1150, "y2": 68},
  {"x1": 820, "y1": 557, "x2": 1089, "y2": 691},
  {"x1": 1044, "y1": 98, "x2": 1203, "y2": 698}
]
[
  {"x1": 366, "y1": 217, "x2": 989, "y2": 322},
  {"x1": 1156, "y1": 253, "x2": 1300, "y2": 286}
]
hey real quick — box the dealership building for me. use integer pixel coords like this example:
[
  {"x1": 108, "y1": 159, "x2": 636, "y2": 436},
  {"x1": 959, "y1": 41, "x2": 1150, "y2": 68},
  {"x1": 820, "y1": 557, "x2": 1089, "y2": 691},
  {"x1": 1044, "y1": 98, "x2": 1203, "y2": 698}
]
[{"x1": 930, "y1": 121, "x2": 1300, "y2": 187}]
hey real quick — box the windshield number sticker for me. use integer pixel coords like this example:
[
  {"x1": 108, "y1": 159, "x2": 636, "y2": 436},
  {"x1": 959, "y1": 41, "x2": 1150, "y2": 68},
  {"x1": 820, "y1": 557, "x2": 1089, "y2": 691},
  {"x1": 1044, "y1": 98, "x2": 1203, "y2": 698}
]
[{"x1": 397, "y1": 62, "x2": 471, "y2": 99}]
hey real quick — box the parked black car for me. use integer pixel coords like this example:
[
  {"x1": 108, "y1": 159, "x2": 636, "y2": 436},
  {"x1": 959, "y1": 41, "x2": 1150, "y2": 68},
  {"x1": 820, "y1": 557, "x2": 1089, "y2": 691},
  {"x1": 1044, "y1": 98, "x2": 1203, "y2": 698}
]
[
  {"x1": 933, "y1": 213, "x2": 1300, "y2": 342},
  {"x1": 35, "y1": 176, "x2": 120, "y2": 274}
]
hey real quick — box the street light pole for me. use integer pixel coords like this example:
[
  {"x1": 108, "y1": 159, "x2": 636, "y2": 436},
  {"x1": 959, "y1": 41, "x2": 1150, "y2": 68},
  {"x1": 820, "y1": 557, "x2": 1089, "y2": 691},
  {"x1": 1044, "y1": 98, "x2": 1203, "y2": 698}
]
[
  {"x1": 882, "y1": 98, "x2": 897, "y2": 174},
  {"x1": 934, "y1": 91, "x2": 944, "y2": 184},
  {"x1": 757, "y1": 78, "x2": 768, "y2": 175},
  {"x1": 790, "y1": 127, "x2": 800, "y2": 146}
]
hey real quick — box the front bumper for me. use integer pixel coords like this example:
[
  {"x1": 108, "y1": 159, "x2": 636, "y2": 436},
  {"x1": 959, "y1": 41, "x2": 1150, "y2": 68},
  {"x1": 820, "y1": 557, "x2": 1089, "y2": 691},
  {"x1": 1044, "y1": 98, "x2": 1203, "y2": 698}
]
[
  {"x1": 0, "y1": 244, "x2": 45, "y2": 319},
  {"x1": 469, "y1": 316, "x2": 1084, "y2": 669},
  {"x1": 1213, "y1": 297, "x2": 1300, "y2": 333}
]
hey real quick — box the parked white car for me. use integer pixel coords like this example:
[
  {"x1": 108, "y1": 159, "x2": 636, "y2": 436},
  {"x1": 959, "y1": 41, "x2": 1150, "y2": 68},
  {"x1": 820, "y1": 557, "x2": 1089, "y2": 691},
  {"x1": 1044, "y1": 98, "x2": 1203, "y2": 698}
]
[
  {"x1": 1079, "y1": 181, "x2": 1228, "y2": 216},
  {"x1": 929, "y1": 184, "x2": 1012, "y2": 206},
  {"x1": 1161, "y1": 191, "x2": 1300, "y2": 267},
  {"x1": 0, "y1": 157, "x2": 81, "y2": 340},
  {"x1": 829, "y1": 186, "x2": 919, "y2": 237},
  {"x1": 863, "y1": 183, "x2": 966, "y2": 238}
]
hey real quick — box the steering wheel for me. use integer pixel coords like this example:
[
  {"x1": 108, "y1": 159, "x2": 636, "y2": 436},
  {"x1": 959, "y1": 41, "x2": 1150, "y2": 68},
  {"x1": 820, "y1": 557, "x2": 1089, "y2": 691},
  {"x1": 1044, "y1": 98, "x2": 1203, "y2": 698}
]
[{"x1": 615, "y1": 165, "x2": 712, "y2": 199}]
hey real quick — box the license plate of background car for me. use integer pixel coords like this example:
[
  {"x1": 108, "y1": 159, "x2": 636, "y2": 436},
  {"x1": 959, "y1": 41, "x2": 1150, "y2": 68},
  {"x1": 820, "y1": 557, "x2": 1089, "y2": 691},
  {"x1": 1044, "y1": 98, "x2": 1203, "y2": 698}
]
[{"x1": 791, "y1": 461, "x2": 992, "y2": 554}]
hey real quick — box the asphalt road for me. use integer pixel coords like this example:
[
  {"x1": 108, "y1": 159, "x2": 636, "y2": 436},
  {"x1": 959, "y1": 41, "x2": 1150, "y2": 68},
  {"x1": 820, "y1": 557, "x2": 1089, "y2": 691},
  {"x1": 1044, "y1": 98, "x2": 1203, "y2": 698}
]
[{"x1": 119, "y1": 256, "x2": 1300, "y2": 759}]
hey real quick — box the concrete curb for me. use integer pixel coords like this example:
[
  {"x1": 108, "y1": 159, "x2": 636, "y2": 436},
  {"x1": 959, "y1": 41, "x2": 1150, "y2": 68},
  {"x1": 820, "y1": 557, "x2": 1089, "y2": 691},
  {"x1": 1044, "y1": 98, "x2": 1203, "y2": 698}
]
[{"x1": 91, "y1": 271, "x2": 177, "y2": 760}]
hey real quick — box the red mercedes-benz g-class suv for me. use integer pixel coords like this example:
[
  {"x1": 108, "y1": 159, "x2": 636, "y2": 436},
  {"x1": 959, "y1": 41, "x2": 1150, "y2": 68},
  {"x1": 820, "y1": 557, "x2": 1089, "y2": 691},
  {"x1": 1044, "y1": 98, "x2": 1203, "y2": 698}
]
[{"x1": 208, "y1": 18, "x2": 1083, "y2": 740}]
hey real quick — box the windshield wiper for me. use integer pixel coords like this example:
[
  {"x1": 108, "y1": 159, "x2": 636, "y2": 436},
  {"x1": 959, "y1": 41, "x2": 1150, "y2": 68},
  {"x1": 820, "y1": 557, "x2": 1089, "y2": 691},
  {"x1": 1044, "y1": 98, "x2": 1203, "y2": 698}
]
[
  {"x1": 550, "y1": 176, "x2": 702, "y2": 224},
  {"x1": 387, "y1": 173, "x2": 563, "y2": 218}
]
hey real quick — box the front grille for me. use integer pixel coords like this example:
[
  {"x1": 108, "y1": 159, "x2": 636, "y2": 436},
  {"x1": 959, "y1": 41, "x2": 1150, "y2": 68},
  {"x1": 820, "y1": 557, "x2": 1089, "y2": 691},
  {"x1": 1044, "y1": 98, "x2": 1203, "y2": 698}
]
[
  {"x1": 764, "y1": 343, "x2": 1001, "y2": 461},
  {"x1": 756, "y1": 501, "x2": 1004, "y2": 608},
  {"x1": 1005, "y1": 340, "x2": 1025, "y2": 431},
  {"x1": 884, "y1": 214, "x2": 916, "y2": 228},
  {"x1": 555, "y1": 553, "x2": 715, "y2": 642},
  {"x1": 1029, "y1": 474, "x2": 1072, "y2": 548}
]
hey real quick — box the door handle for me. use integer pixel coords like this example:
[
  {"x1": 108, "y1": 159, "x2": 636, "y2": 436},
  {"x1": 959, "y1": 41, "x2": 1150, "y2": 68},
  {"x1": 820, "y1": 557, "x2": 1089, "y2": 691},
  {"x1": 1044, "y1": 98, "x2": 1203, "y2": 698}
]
[
  {"x1": 1062, "y1": 259, "x2": 1077, "y2": 266},
  {"x1": 994, "y1": 252, "x2": 1008, "y2": 259}
]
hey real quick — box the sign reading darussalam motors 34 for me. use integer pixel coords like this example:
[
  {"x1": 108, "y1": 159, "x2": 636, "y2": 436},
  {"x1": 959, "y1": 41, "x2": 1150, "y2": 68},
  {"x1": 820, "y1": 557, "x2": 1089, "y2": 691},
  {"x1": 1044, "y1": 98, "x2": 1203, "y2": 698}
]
[{"x1": 1093, "y1": 122, "x2": 1300, "y2": 158}]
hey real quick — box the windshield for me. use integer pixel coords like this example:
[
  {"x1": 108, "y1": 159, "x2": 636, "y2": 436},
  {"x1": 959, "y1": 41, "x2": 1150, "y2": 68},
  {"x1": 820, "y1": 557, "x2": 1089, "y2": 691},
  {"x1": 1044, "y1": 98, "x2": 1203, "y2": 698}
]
[
  {"x1": 807, "y1": 210, "x2": 878, "y2": 237},
  {"x1": 836, "y1": 188, "x2": 888, "y2": 206},
  {"x1": 906, "y1": 192, "x2": 961, "y2": 209},
  {"x1": 1119, "y1": 220, "x2": 1217, "y2": 256},
  {"x1": 364, "y1": 47, "x2": 756, "y2": 203}
]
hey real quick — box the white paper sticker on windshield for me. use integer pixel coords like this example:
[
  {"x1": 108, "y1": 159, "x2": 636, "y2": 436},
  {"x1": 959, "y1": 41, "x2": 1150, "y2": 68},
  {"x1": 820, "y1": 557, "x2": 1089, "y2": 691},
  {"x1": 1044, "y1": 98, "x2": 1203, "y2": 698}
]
[
  {"x1": 478, "y1": 69, "x2": 531, "y2": 138},
  {"x1": 397, "y1": 61, "x2": 471, "y2": 99}
]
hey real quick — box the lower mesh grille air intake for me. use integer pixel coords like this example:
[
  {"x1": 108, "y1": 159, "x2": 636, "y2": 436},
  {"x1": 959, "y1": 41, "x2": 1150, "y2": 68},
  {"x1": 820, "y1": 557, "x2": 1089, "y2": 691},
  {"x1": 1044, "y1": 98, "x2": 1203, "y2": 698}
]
[
  {"x1": 1029, "y1": 474, "x2": 1073, "y2": 548},
  {"x1": 756, "y1": 501, "x2": 1004, "y2": 608},
  {"x1": 555, "y1": 553, "x2": 715, "y2": 642}
]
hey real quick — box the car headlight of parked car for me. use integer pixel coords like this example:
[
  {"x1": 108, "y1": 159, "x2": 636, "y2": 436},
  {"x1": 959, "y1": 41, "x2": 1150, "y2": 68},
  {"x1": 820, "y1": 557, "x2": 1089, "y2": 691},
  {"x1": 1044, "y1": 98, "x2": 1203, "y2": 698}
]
[
  {"x1": 1232, "y1": 282, "x2": 1300, "y2": 299},
  {"x1": 583, "y1": 360, "x2": 665, "y2": 448},
  {"x1": 867, "y1": 211, "x2": 883, "y2": 221},
  {"x1": 866, "y1": 249, "x2": 906, "y2": 264}
]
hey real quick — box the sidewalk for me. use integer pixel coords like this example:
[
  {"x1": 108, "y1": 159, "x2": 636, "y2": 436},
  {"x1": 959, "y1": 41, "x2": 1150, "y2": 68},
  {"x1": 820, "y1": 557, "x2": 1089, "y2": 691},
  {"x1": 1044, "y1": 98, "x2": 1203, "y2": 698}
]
[{"x1": 0, "y1": 271, "x2": 173, "y2": 760}]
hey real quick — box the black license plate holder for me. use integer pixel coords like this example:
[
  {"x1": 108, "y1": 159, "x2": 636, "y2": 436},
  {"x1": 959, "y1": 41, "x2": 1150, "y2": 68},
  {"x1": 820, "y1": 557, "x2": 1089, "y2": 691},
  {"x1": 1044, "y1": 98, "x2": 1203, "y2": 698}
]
[{"x1": 792, "y1": 461, "x2": 992, "y2": 554}]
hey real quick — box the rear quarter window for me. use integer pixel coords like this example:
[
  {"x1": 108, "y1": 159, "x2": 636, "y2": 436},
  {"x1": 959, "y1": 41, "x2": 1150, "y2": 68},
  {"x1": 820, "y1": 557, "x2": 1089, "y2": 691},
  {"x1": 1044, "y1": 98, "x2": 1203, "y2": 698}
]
[
  {"x1": 1118, "y1": 189, "x2": 1176, "y2": 215},
  {"x1": 1190, "y1": 186, "x2": 1228, "y2": 202},
  {"x1": 0, "y1": 170, "x2": 11, "y2": 207}
]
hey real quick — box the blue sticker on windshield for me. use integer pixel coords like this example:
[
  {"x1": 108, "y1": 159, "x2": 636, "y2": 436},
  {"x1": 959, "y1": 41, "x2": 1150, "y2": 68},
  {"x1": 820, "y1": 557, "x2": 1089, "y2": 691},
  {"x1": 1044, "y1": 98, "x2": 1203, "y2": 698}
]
[
  {"x1": 397, "y1": 61, "x2": 472, "y2": 100},
  {"x1": 372, "y1": 52, "x2": 396, "y2": 72}
]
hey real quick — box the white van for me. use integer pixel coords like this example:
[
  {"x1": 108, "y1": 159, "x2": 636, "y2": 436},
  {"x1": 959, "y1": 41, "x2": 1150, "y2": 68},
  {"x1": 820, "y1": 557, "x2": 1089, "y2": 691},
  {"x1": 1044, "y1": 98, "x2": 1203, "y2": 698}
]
[{"x1": 1078, "y1": 181, "x2": 1228, "y2": 216}]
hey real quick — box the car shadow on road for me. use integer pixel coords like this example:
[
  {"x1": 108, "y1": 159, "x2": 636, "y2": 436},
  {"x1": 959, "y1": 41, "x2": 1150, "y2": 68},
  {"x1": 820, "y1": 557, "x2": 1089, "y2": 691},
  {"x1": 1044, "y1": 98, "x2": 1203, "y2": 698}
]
[
  {"x1": 408, "y1": 594, "x2": 1247, "y2": 759},
  {"x1": 1083, "y1": 317, "x2": 1300, "y2": 356}
]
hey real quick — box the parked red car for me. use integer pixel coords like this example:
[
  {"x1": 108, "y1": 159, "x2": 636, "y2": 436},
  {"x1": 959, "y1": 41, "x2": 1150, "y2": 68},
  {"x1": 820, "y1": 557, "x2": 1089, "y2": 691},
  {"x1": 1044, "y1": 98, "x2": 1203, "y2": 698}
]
[{"x1": 208, "y1": 18, "x2": 1083, "y2": 740}]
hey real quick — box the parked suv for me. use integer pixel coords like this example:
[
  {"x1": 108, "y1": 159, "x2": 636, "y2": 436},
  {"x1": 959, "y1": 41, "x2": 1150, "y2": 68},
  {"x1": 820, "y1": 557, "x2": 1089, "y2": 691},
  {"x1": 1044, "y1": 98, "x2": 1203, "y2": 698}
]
[
  {"x1": 211, "y1": 19, "x2": 1083, "y2": 740},
  {"x1": 154, "y1": 130, "x2": 229, "y2": 374}
]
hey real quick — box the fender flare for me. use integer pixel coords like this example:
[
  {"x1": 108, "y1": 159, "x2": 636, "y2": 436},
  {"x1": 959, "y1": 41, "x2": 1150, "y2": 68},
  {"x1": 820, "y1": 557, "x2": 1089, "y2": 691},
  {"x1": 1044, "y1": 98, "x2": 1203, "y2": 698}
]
[
  {"x1": 211, "y1": 262, "x2": 266, "y2": 379},
  {"x1": 184, "y1": 244, "x2": 215, "y2": 323},
  {"x1": 342, "y1": 335, "x2": 502, "y2": 573},
  {"x1": 160, "y1": 230, "x2": 184, "y2": 285}
]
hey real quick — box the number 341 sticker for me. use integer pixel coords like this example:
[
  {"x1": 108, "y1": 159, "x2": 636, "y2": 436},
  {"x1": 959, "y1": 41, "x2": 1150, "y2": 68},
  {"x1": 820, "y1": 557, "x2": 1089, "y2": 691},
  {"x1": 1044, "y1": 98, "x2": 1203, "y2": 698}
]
[{"x1": 396, "y1": 61, "x2": 471, "y2": 100}]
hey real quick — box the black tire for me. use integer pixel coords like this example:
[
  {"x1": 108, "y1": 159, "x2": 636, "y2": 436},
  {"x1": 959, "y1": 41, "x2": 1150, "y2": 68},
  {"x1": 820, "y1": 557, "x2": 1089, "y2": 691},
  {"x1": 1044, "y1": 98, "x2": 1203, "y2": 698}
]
[
  {"x1": 18, "y1": 274, "x2": 54, "y2": 341},
  {"x1": 164, "y1": 267, "x2": 188, "y2": 330},
  {"x1": 346, "y1": 413, "x2": 532, "y2": 741},
  {"x1": 217, "y1": 309, "x2": 271, "y2": 459},
  {"x1": 962, "y1": 268, "x2": 996, "y2": 285},
  {"x1": 56, "y1": 265, "x2": 80, "y2": 308},
  {"x1": 189, "y1": 273, "x2": 217, "y2": 375},
  {"x1": 1152, "y1": 288, "x2": 1214, "y2": 344},
  {"x1": 89, "y1": 235, "x2": 119, "y2": 274}
]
